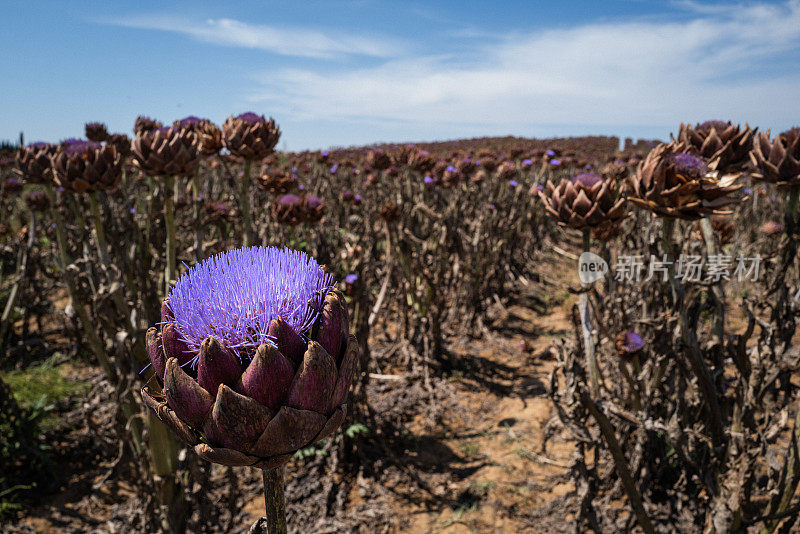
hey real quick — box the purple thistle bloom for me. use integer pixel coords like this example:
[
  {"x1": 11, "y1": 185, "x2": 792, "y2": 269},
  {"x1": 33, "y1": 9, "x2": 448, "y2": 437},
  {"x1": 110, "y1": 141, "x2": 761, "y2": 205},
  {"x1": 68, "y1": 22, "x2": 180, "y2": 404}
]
[
  {"x1": 572, "y1": 173, "x2": 603, "y2": 188},
  {"x1": 129, "y1": 208, "x2": 136, "y2": 214},
  {"x1": 743, "y1": 188, "x2": 752, "y2": 195},
  {"x1": 446, "y1": 165, "x2": 457, "y2": 173},
  {"x1": 29, "y1": 141, "x2": 50, "y2": 149},
  {"x1": 167, "y1": 247, "x2": 335, "y2": 358},
  {"x1": 291, "y1": 167, "x2": 298, "y2": 174},
  {"x1": 330, "y1": 164, "x2": 339, "y2": 173},
  {"x1": 176, "y1": 115, "x2": 204, "y2": 127},
  {"x1": 545, "y1": 149, "x2": 556, "y2": 157},
  {"x1": 522, "y1": 159, "x2": 533, "y2": 166},
  {"x1": 306, "y1": 195, "x2": 323, "y2": 208},
  {"x1": 549, "y1": 159, "x2": 560, "y2": 166},
  {"x1": 509, "y1": 179, "x2": 518, "y2": 187},
  {"x1": 668, "y1": 152, "x2": 707, "y2": 178},
  {"x1": 63, "y1": 139, "x2": 101, "y2": 157},
  {"x1": 344, "y1": 274, "x2": 358, "y2": 284},
  {"x1": 536, "y1": 184, "x2": 544, "y2": 191},
  {"x1": 354, "y1": 194, "x2": 362, "y2": 202},
  {"x1": 7, "y1": 177, "x2": 20, "y2": 186},
  {"x1": 423, "y1": 175, "x2": 435, "y2": 184},
  {"x1": 298, "y1": 184, "x2": 306, "y2": 191},
  {"x1": 623, "y1": 331, "x2": 645, "y2": 352},
  {"x1": 489, "y1": 203, "x2": 496, "y2": 210},
  {"x1": 321, "y1": 151, "x2": 329, "y2": 157},
  {"x1": 236, "y1": 112, "x2": 262, "y2": 125}
]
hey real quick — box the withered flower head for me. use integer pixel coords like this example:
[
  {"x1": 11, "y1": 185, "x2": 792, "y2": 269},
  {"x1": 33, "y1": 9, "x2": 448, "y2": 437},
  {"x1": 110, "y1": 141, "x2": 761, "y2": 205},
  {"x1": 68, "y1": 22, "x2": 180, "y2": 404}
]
[
  {"x1": 222, "y1": 112, "x2": 281, "y2": 160},
  {"x1": 303, "y1": 195, "x2": 326, "y2": 223},
  {"x1": 85, "y1": 122, "x2": 110, "y2": 143},
  {"x1": 258, "y1": 168, "x2": 297, "y2": 194},
  {"x1": 760, "y1": 220, "x2": 784, "y2": 237},
  {"x1": 24, "y1": 190, "x2": 50, "y2": 212},
  {"x1": 379, "y1": 202, "x2": 401, "y2": 223},
  {"x1": 677, "y1": 120, "x2": 755, "y2": 172},
  {"x1": 366, "y1": 149, "x2": 392, "y2": 171},
  {"x1": 134, "y1": 116, "x2": 163, "y2": 136},
  {"x1": 173, "y1": 116, "x2": 223, "y2": 156},
  {"x1": 749, "y1": 127, "x2": 800, "y2": 188},
  {"x1": 538, "y1": 172, "x2": 626, "y2": 230},
  {"x1": 52, "y1": 139, "x2": 122, "y2": 193},
  {"x1": 628, "y1": 142, "x2": 742, "y2": 220},
  {"x1": 142, "y1": 247, "x2": 357, "y2": 469},
  {"x1": 496, "y1": 161, "x2": 517, "y2": 181},
  {"x1": 132, "y1": 127, "x2": 199, "y2": 177},
  {"x1": 14, "y1": 142, "x2": 55, "y2": 184},
  {"x1": 272, "y1": 193, "x2": 306, "y2": 226}
]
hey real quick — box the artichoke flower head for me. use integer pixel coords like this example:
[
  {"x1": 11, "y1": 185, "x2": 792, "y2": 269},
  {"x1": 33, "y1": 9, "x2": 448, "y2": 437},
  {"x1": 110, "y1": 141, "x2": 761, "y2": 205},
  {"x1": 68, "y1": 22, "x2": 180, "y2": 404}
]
[{"x1": 143, "y1": 246, "x2": 358, "y2": 469}]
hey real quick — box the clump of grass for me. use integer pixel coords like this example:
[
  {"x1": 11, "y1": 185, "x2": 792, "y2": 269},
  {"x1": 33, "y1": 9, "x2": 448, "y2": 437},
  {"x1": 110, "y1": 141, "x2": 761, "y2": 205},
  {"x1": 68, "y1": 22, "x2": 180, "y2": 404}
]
[{"x1": 2, "y1": 357, "x2": 87, "y2": 431}]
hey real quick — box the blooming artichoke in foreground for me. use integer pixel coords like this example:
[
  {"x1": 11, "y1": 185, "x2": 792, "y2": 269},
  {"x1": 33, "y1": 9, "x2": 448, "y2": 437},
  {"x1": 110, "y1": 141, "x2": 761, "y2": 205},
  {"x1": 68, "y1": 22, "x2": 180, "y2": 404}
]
[
  {"x1": 538, "y1": 172, "x2": 626, "y2": 230},
  {"x1": 628, "y1": 143, "x2": 741, "y2": 220},
  {"x1": 222, "y1": 112, "x2": 281, "y2": 160},
  {"x1": 142, "y1": 247, "x2": 357, "y2": 469},
  {"x1": 676, "y1": 120, "x2": 755, "y2": 172},
  {"x1": 52, "y1": 140, "x2": 122, "y2": 193},
  {"x1": 132, "y1": 127, "x2": 199, "y2": 177},
  {"x1": 14, "y1": 142, "x2": 54, "y2": 184},
  {"x1": 749, "y1": 128, "x2": 800, "y2": 188}
]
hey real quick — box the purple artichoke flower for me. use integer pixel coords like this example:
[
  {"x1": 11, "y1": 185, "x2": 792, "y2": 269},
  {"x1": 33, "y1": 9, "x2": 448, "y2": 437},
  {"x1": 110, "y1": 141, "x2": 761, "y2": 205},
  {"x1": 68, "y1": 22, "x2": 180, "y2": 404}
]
[
  {"x1": 545, "y1": 149, "x2": 556, "y2": 157},
  {"x1": 509, "y1": 179, "x2": 518, "y2": 187},
  {"x1": 549, "y1": 159, "x2": 560, "y2": 166},
  {"x1": 615, "y1": 331, "x2": 645, "y2": 359},
  {"x1": 142, "y1": 247, "x2": 358, "y2": 469},
  {"x1": 522, "y1": 159, "x2": 533, "y2": 167},
  {"x1": 344, "y1": 274, "x2": 358, "y2": 284},
  {"x1": 330, "y1": 164, "x2": 339, "y2": 174}
]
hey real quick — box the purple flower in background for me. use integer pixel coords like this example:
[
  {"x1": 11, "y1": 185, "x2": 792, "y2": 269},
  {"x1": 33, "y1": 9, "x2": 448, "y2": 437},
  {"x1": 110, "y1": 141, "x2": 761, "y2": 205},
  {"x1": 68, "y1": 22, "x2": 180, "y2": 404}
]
[
  {"x1": 522, "y1": 159, "x2": 533, "y2": 167},
  {"x1": 167, "y1": 247, "x2": 335, "y2": 355},
  {"x1": 744, "y1": 188, "x2": 752, "y2": 195},
  {"x1": 545, "y1": 149, "x2": 556, "y2": 157},
  {"x1": 63, "y1": 139, "x2": 101, "y2": 157},
  {"x1": 298, "y1": 184, "x2": 306, "y2": 191},
  {"x1": 176, "y1": 116, "x2": 203, "y2": 128},
  {"x1": 321, "y1": 151, "x2": 329, "y2": 157},
  {"x1": 354, "y1": 194, "x2": 362, "y2": 202},
  {"x1": 536, "y1": 184, "x2": 544, "y2": 191},
  {"x1": 446, "y1": 165, "x2": 456, "y2": 173},
  {"x1": 291, "y1": 167, "x2": 298, "y2": 174},
  {"x1": 509, "y1": 179, "x2": 518, "y2": 187},
  {"x1": 236, "y1": 112, "x2": 262, "y2": 125},
  {"x1": 424, "y1": 175, "x2": 435, "y2": 184},
  {"x1": 549, "y1": 159, "x2": 560, "y2": 166},
  {"x1": 344, "y1": 274, "x2": 358, "y2": 284},
  {"x1": 489, "y1": 204, "x2": 496, "y2": 211},
  {"x1": 129, "y1": 208, "x2": 136, "y2": 214},
  {"x1": 584, "y1": 164, "x2": 592, "y2": 170},
  {"x1": 330, "y1": 164, "x2": 339, "y2": 174}
]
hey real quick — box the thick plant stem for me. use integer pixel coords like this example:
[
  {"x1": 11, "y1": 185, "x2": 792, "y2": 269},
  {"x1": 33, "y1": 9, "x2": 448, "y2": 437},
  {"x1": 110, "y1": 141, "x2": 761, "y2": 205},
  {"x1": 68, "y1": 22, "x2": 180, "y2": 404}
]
[
  {"x1": 663, "y1": 218, "x2": 725, "y2": 449},
  {"x1": 150, "y1": 409, "x2": 185, "y2": 534},
  {"x1": 88, "y1": 192, "x2": 110, "y2": 266},
  {"x1": 699, "y1": 217, "x2": 725, "y2": 345},
  {"x1": 582, "y1": 392, "x2": 655, "y2": 534},
  {"x1": 164, "y1": 175, "x2": 176, "y2": 296},
  {"x1": 579, "y1": 230, "x2": 600, "y2": 397},
  {"x1": 192, "y1": 173, "x2": 204, "y2": 260},
  {"x1": 241, "y1": 159, "x2": 253, "y2": 247},
  {"x1": 262, "y1": 467, "x2": 287, "y2": 534}
]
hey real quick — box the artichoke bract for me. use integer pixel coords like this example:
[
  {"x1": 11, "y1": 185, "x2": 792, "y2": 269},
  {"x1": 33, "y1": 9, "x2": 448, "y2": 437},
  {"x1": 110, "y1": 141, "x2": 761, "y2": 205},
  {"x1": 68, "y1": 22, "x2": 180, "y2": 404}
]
[
  {"x1": 628, "y1": 142, "x2": 741, "y2": 220},
  {"x1": 132, "y1": 127, "x2": 200, "y2": 177},
  {"x1": 142, "y1": 247, "x2": 357, "y2": 469},
  {"x1": 52, "y1": 139, "x2": 123, "y2": 193},
  {"x1": 750, "y1": 128, "x2": 800, "y2": 188},
  {"x1": 676, "y1": 120, "x2": 755, "y2": 173},
  {"x1": 222, "y1": 112, "x2": 281, "y2": 160},
  {"x1": 537, "y1": 172, "x2": 626, "y2": 230}
]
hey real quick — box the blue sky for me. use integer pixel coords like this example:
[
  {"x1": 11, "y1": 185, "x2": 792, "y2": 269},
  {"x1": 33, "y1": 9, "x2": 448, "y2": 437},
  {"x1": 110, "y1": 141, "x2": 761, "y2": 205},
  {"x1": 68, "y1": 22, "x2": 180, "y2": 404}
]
[{"x1": 2, "y1": 0, "x2": 799, "y2": 150}]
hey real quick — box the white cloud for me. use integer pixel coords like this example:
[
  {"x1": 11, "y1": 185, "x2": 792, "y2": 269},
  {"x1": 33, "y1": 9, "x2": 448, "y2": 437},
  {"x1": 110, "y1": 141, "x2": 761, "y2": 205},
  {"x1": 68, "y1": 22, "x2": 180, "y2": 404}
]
[
  {"x1": 250, "y1": 0, "x2": 800, "y2": 138},
  {"x1": 106, "y1": 16, "x2": 404, "y2": 59}
]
